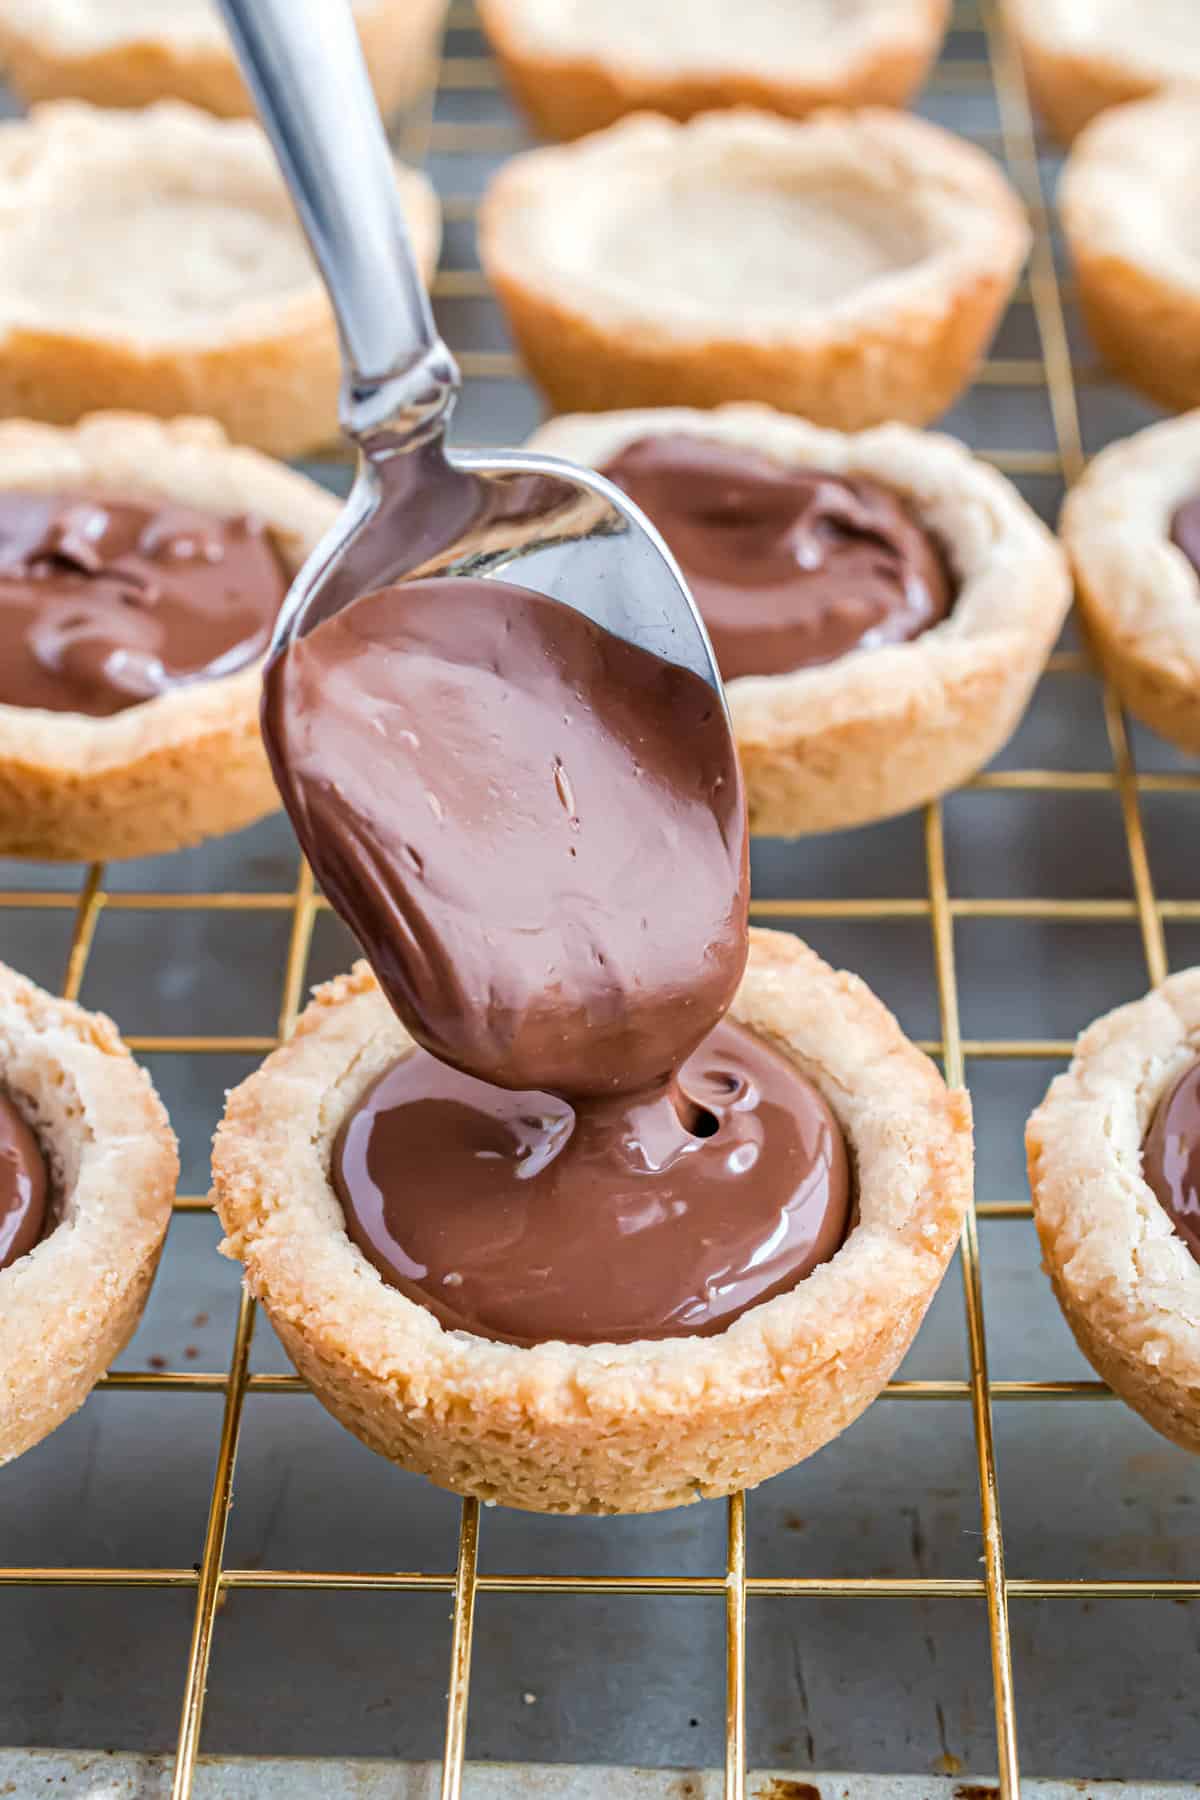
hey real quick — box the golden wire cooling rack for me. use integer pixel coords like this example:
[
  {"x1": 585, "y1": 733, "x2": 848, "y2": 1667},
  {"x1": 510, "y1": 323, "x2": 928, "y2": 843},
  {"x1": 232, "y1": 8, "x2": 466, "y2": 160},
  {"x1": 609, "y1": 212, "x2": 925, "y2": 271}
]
[{"x1": 2, "y1": 3, "x2": 1197, "y2": 1797}]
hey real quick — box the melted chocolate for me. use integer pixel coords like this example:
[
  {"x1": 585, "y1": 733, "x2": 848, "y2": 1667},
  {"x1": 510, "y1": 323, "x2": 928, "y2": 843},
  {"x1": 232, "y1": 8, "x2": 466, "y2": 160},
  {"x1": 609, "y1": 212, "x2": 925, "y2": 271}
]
[
  {"x1": 263, "y1": 575, "x2": 748, "y2": 1100},
  {"x1": 0, "y1": 1089, "x2": 48, "y2": 1272},
  {"x1": 601, "y1": 435, "x2": 953, "y2": 680},
  {"x1": 0, "y1": 490, "x2": 290, "y2": 717},
  {"x1": 265, "y1": 572, "x2": 852, "y2": 1347},
  {"x1": 1143, "y1": 1058, "x2": 1200, "y2": 1263},
  {"x1": 1170, "y1": 493, "x2": 1200, "y2": 579},
  {"x1": 333, "y1": 1019, "x2": 849, "y2": 1346}
]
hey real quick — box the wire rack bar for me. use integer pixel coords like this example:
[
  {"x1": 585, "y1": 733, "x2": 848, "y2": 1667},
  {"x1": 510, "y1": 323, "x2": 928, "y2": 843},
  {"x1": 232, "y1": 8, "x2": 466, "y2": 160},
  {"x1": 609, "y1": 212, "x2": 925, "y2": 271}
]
[
  {"x1": 926, "y1": 802, "x2": 1020, "y2": 1794},
  {"x1": 5, "y1": 1565, "x2": 1199, "y2": 1602},
  {"x1": 725, "y1": 1491, "x2": 748, "y2": 1800},
  {"x1": 170, "y1": 863, "x2": 318, "y2": 1800},
  {"x1": 441, "y1": 1501, "x2": 481, "y2": 1800}
]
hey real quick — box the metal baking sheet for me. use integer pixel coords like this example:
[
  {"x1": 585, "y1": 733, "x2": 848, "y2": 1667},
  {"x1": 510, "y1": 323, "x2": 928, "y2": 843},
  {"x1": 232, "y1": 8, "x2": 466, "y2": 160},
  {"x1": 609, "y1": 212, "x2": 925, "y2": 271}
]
[
  {"x1": 0, "y1": 0, "x2": 1196, "y2": 1793},
  {"x1": 0, "y1": 1751, "x2": 1193, "y2": 1800}
]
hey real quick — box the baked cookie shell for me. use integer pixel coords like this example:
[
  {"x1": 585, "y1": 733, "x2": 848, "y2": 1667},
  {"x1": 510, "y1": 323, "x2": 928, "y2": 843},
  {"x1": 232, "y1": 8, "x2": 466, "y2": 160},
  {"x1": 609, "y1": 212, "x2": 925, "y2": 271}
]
[
  {"x1": 0, "y1": 0, "x2": 447, "y2": 121},
  {"x1": 1027, "y1": 969, "x2": 1200, "y2": 1452},
  {"x1": 0, "y1": 102, "x2": 440, "y2": 458},
  {"x1": 531, "y1": 406, "x2": 1071, "y2": 834},
  {"x1": 0, "y1": 412, "x2": 340, "y2": 861},
  {"x1": 1005, "y1": 0, "x2": 1200, "y2": 145},
  {"x1": 480, "y1": 108, "x2": 1029, "y2": 431},
  {"x1": 1060, "y1": 93, "x2": 1200, "y2": 417},
  {"x1": 0, "y1": 962, "x2": 178, "y2": 1463},
  {"x1": 479, "y1": 0, "x2": 949, "y2": 140},
  {"x1": 1061, "y1": 410, "x2": 1200, "y2": 755},
  {"x1": 212, "y1": 930, "x2": 972, "y2": 1515}
]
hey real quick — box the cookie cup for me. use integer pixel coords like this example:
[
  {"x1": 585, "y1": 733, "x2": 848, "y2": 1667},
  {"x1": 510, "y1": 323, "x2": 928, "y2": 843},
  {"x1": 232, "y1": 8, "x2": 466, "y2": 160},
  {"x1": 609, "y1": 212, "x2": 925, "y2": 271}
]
[
  {"x1": 1061, "y1": 411, "x2": 1200, "y2": 754},
  {"x1": 531, "y1": 406, "x2": 1071, "y2": 833},
  {"x1": 1004, "y1": 0, "x2": 1199, "y2": 145},
  {"x1": 1060, "y1": 93, "x2": 1200, "y2": 416},
  {"x1": 0, "y1": 412, "x2": 339, "y2": 862},
  {"x1": 0, "y1": 962, "x2": 178, "y2": 1463},
  {"x1": 0, "y1": 102, "x2": 440, "y2": 458},
  {"x1": 0, "y1": 0, "x2": 448, "y2": 120},
  {"x1": 1027, "y1": 969, "x2": 1200, "y2": 1451},
  {"x1": 478, "y1": 0, "x2": 949, "y2": 140},
  {"x1": 480, "y1": 108, "x2": 1029, "y2": 430},
  {"x1": 212, "y1": 929, "x2": 972, "y2": 1515}
]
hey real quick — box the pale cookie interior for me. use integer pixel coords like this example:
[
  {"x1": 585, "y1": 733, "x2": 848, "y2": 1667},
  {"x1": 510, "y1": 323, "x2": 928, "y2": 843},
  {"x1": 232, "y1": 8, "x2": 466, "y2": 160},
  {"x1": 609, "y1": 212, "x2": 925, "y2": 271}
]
[
  {"x1": 1060, "y1": 92, "x2": 1200, "y2": 295},
  {"x1": 0, "y1": 0, "x2": 379, "y2": 52},
  {"x1": 1014, "y1": 0, "x2": 1200, "y2": 76},
  {"x1": 507, "y1": 110, "x2": 1017, "y2": 336},
  {"x1": 586, "y1": 178, "x2": 928, "y2": 320},
  {"x1": 0, "y1": 101, "x2": 439, "y2": 344},
  {"x1": 489, "y1": 0, "x2": 937, "y2": 76}
]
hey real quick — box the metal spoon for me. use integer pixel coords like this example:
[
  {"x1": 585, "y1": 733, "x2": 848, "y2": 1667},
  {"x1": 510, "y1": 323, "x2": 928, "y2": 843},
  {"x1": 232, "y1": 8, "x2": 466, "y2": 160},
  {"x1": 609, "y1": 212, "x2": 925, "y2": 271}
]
[{"x1": 214, "y1": 0, "x2": 728, "y2": 701}]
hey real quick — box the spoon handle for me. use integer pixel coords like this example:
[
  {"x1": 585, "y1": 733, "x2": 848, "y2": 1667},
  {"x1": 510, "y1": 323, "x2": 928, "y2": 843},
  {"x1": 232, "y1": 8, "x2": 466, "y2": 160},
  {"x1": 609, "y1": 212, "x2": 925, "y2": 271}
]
[{"x1": 216, "y1": 0, "x2": 458, "y2": 440}]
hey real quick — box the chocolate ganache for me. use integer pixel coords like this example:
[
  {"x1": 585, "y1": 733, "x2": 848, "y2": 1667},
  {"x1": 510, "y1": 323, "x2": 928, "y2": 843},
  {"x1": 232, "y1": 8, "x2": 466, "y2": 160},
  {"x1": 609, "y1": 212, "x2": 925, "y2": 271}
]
[
  {"x1": 0, "y1": 1090, "x2": 47, "y2": 1272},
  {"x1": 1142, "y1": 1059, "x2": 1200, "y2": 1263},
  {"x1": 600, "y1": 434, "x2": 953, "y2": 681},
  {"x1": 264, "y1": 573, "x2": 851, "y2": 1346},
  {"x1": 1170, "y1": 493, "x2": 1200, "y2": 579},
  {"x1": 0, "y1": 491, "x2": 289, "y2": 717}
]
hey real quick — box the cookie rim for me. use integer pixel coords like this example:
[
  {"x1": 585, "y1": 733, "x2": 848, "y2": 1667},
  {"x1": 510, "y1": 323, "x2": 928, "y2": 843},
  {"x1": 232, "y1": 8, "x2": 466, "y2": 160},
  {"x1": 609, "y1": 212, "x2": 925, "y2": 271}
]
[
  {"x1": 0, "y1": 959, "x2": 178, "y2": 1464},
  {"x1": 1027, "y1": 967, "x2": 1200, "y2": 1451},
  {"x1": 1060, "y1": 408, "x2": 1200, "y2": 754}
]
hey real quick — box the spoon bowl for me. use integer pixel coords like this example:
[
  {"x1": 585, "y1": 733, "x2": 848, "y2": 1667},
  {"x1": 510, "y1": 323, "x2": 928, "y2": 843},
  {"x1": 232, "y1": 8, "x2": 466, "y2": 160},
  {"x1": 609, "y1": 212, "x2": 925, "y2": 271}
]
[{"x1": 216, "y1": 0, "x2": 728, "y2": 702}]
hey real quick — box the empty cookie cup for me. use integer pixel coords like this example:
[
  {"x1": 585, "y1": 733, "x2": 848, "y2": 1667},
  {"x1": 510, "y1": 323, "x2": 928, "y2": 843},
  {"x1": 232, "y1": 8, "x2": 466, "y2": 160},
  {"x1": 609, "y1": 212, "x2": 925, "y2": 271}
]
[
  {"x1": 530, "y1": 405, "x2": 1071, "y2": 833},
  {"x1": 212, "y1": 931, "x2": 972, "y2": 1516},
  {"x1": 0, "y1": 960, "x2": 178, "y2": 1464},
  {"x1": 0, "y1": 411, "x2": 340, "y2": 862},
  {"x1": 0, "y1": 0, "x2": 449, "y2": 120},
  {"x1": 478, "y1": 0, "x2": 949, "y2": 140},
  {"x1": 1004, "y1": 0, "x2": 1200, "y2": 145},
  {"x1": 480, "y1": 108, "x2": 1029, "y2": 430},
  {"x1": 1060, "y1": 92, "x2": 1200, "y2": 416},
  {"x1": 0, "y1": 101, "x2": 440, "y2": 457},
  {"x1": 1028, "y1": 969, "x2": 1200, "y2": 1452},
  {"x1": 1061, "y1": 410, "x2": 1200, "y2": 755}
]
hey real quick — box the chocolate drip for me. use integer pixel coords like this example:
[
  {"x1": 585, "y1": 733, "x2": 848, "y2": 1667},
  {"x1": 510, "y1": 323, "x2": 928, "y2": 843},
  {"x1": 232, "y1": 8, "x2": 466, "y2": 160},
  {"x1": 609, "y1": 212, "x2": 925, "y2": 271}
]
[
  {"x1": 0, "y1": 1090, "x2": 47, "y2": 1272},
  {"x1": 601, "y1": 434, "x2": 953, "y2": 680},
  {"x1": 264, "y1": 572, "x2": 851, "y2": 1347},
  {"x1": 0, "y1": 491, "x2": 289, "y2": 717},
  {"x1": 1143, "y1": 1058, "x2": 1200, "y2": 1263}
]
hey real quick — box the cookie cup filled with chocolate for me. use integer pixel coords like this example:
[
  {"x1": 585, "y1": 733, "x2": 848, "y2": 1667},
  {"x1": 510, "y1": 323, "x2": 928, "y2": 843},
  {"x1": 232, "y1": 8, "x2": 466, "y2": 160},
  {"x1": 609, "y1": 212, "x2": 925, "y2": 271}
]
[
  {"x1": 1027, "y1": 970, "x2": 1200, "y2": 1452},
  {"x1": 0, "y1": 412, "x2": 339, "y2": 861},
  {"x1": 0, "y1": 961, "x2": 177, "y2": 1462},
  {"x1": 213, "y1": 931, "x2": 971, "y2": 1516},
  {"x1": 530, "y1": 405, "x2": 1070, "y2": 834},
  {"x1": 1061, "y1": 411, "x2": 1200, "y2": 754}
]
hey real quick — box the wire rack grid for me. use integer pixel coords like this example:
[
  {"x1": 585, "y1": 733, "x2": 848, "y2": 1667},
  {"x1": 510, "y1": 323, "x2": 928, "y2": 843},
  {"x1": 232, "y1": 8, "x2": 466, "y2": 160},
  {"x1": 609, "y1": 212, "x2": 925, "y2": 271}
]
[{"x1": 1, "y1": 2, "x2": 1195, "y2": 1797}]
